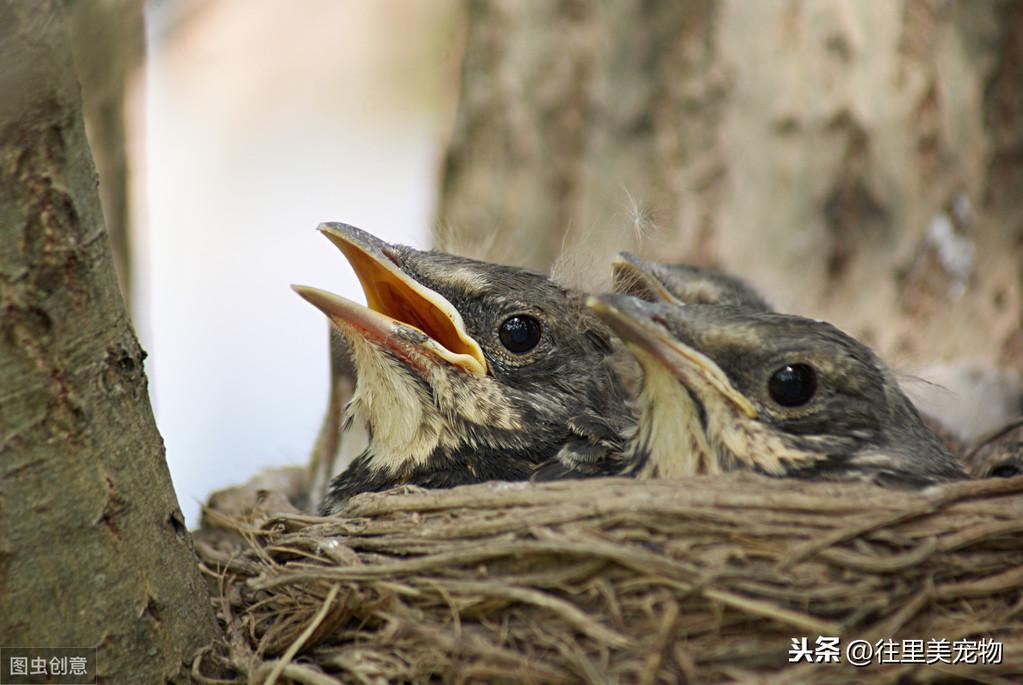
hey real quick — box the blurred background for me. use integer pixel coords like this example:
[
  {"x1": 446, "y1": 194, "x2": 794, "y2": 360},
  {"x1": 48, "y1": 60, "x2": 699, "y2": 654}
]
[
  {"x1": 65, "y1": 0, "x2": 1023, "y2": 527},
  {"x1": 70, "y1": 0, "x2": 461, "y2": 526}
]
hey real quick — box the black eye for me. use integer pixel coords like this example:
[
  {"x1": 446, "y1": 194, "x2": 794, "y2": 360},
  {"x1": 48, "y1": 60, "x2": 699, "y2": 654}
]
[
  {"x1": 498, "y1": 315, "x2": 542, "y2": 353},
  {"x1": 768, "y1": 364, "x2": 817, "y2": 407},
  {"x1": 990, "y1": 463, "x2": 1022, "y2": 479}
]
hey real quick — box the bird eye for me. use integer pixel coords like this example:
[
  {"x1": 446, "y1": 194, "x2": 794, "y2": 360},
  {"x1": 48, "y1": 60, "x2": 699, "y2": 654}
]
[
  {"x1": 768, "y1": 364, "x2": 817, "y2": 407},
  {"x1": 498, "y1": 315, "x2": 542, "y2": 353},
  {"x1": 990, "y1": 463, "x2": 1021, "y2": 479}
]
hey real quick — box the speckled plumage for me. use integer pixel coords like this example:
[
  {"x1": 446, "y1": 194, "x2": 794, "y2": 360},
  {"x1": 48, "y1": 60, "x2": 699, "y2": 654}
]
[
  {"x1": 589, "y1": 295, "x2": 968, "y2": 486},
  {"x1": 533, "y1": 253, "x2": 774, "y2": 480},
  {"x1": 297, "y1": 224, "x2": 637, "y2": 514}
]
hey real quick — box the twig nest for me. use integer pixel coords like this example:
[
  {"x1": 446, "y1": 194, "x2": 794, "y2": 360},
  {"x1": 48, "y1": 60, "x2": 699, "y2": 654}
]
[{"x1": 193, "y1": 474, "x2": 1023, "y2": 684}]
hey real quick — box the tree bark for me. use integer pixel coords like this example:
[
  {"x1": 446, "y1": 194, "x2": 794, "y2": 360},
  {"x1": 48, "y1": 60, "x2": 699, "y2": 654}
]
[
  {"x1": 62, "y1": 0, "x2": 145, "y2": 311},
  {"x1": 437, "y1": 0, "x2": 1023, "y2": 386},
  {"x1": 0, "y1": 2, "x2": 219, "y2": 682}
]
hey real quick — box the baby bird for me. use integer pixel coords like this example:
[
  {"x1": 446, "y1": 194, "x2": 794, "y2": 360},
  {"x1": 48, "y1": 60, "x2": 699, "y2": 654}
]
[
  {"x1": 294, "y1": 223, "x2": 634, "y2": 513},
  {"x1": 961, "y1": 418, "x2": 1023, "y2": 479},
  {"x1": 532, "y1": 254, "x2": 770, "y2": 480},
  {"x1": 587, "y1": 294, "x2": 968, "y2": 486},
  {"x1": 612, "y1": 252, "x2": 772, "y2": 311}
]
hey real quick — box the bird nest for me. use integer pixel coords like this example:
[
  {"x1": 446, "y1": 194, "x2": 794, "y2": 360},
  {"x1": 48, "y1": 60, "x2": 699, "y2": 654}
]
[{"x1": 191, "y1": 474, "x2": 1023, "y2": 685}]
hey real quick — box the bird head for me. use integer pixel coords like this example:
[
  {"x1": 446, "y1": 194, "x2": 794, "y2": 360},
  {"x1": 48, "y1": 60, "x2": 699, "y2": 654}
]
[
  {"x1": 294, "y1": 223, "x2": 633, "y2": 510},
  {"x1": 612, "y1": 252, "x2": 771, "y2": 312},
  {"x1": 588, "y1": 294, "x2": 965, "y2": 485},
  {"x1": 962, "y1": 418, "x2": 1023, "y2": 479}
]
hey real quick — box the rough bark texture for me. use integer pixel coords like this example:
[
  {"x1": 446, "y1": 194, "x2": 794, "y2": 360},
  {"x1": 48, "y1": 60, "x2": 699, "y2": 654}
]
[
  {"x1": 0, "y1": 3, "x2": 218, "y2": 682},
  {"x1": 437, "y1": 0, "x2": 1023, "y2": 393},
  {"x1": 62, "y1": 0, "x2": 144, "y2": 310}
]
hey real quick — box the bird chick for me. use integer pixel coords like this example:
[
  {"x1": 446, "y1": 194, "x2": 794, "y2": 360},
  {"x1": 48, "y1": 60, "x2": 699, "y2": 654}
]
[
  {"x1": 294, "y1": 223, "x2": 634, "y2": 513},
  {"x1": 961, "y1": 418, "x2": 1023, "y2": 479},
  {"x1": 532, "y1": 256, "x2": 769, "y2": 480},
  {"x1": 588, "y1": 294, "x2": 968, "y2": 486},
  {"x1": 612, "y1": 252, "x2": 772, "y2": 312}
]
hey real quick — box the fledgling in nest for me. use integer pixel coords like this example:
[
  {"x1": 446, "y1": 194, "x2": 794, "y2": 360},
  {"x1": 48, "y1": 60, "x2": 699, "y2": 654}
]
[
  {"x1": 586, "y1": 294, "x2": 968, "y2": 486},
  {"x1": 294, "y1": 223, "x2": 636, "y2": 513},
  {"x1": 532, "y1": 253, "x2": 774, "y2": 480},
  {"x1": 962, "y1": 417, "x2": 1023, "y2": 480}
]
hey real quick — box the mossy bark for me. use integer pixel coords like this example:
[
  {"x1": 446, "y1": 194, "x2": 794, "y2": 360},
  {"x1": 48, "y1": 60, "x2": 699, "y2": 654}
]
[
  {"x1": 0, "y1": 2, "x2": 219, "y2": 682},
  {"x1": 437, "y1": 0, "x2": 1023, "y2": 378}
]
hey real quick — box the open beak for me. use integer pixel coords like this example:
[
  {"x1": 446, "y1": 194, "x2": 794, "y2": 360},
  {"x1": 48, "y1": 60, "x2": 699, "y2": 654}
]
[
  {"x1": 587, "y1": 295, "x2": 757, "y2": 418},
  {"x1": 293, "y1": 222, "x2": 488, "y2": 376},
  {"x1": 612, "y1": 253, "x2": 683, "y2": 306}
]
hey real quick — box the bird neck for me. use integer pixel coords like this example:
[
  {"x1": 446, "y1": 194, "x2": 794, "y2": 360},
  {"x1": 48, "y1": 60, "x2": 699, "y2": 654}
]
[{"x1": 628, "y1": 353, "x2": 720, "y2": 477}]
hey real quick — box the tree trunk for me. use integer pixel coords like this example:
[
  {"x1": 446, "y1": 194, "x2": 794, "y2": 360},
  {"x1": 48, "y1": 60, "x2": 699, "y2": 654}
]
[
  {"x1": 62, "y1": 0, "x2": 145, "y2": 311},
  {"x1": 0, "y1": 3, "x2": 219, "y2": 682},
  {"x1": 436, "y1": 0, "x2": 1023, "y2": 393}
]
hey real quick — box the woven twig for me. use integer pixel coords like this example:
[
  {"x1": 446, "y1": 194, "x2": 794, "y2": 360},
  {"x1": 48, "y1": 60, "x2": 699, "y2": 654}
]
[{"x1": 193, "y1": 474, "x2": 1023, "y2": 685}]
